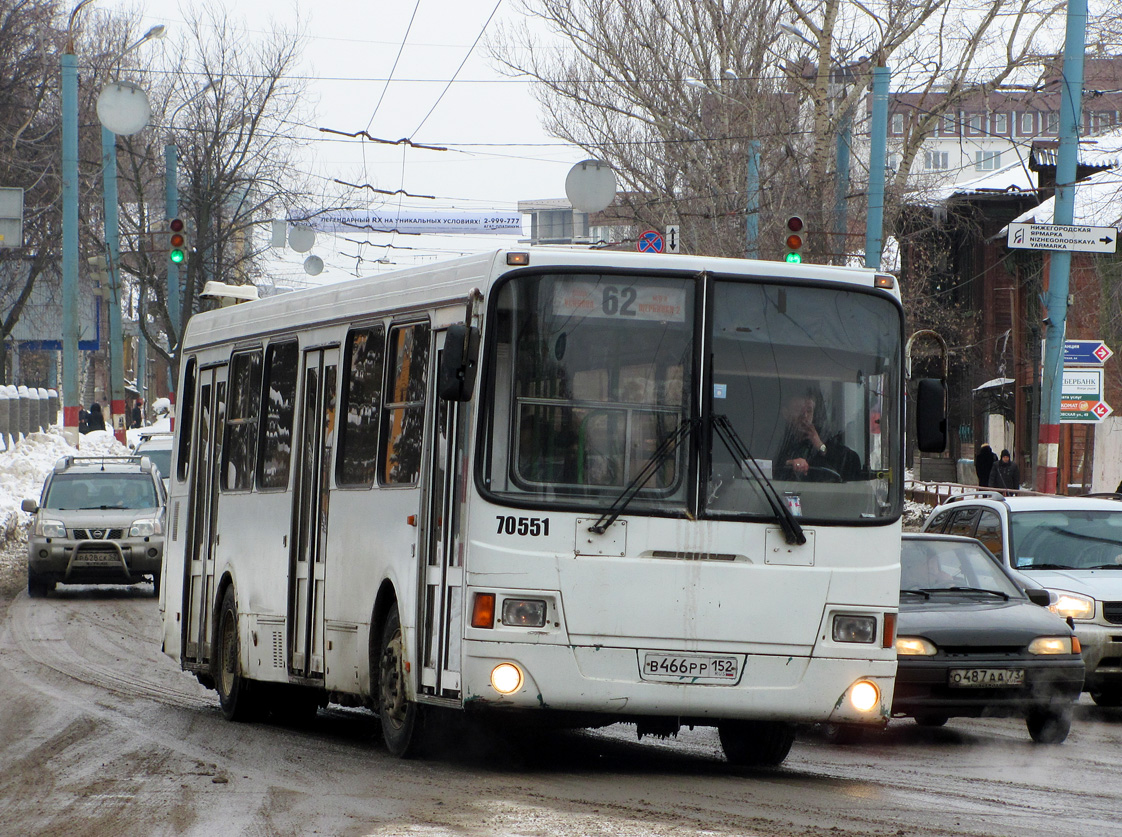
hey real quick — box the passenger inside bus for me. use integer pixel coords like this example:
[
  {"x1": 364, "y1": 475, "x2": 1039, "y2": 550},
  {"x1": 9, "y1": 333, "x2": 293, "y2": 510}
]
[{"x1": 773, "y1": 391, "x2": 862, "y2": 482}]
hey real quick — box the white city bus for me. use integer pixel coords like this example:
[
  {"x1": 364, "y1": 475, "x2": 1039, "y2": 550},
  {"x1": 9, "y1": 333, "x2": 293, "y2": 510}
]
[{"x1": 160, "y1": 247, "x2": 942, "y2": 766}]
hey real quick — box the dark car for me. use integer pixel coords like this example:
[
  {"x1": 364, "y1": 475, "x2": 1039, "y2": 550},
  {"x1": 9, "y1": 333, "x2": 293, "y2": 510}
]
[{"x1": 891, "y1": 533, "x2": 1084, "y2": 743}]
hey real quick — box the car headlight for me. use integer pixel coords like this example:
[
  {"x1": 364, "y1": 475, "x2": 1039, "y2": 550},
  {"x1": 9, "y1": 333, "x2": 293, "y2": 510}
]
[
  {"x1": 37, "y1": 519, "x2": 66, "y2": 538},
  {"x1": 1028, "y1": 636, "x2": 1074, "y2": 655},
  {"x1": 832, "y1": 614, "x2": 877, "y2": 643},
  {"x1": 1048, "y1": 590, "x2": 1095, "y2": 621},
  {"x1": 130, "y1": 517, "x2": 163, "y2": 537},
  {"x1": 896, "y1": 636, "x2": 937, "y2": 656}
]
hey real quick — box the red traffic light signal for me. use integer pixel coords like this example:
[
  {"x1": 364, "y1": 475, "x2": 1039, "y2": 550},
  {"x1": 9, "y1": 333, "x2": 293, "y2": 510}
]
[
  {"x1": 169, "y1": 217, "x2": 186, "y2": 264},
  {"x1": 784, "y1": 215, "x2": 805, "y2": 263}
]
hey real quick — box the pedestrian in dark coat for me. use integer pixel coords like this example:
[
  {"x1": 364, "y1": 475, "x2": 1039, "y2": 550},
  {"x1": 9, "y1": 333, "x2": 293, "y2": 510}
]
[
  {"x1": 130, "y1": 399, "x2": 143, "y2": 429},
  {"x1": 990, "y1": 449, "x2": 1021, "y2": 490},
  {"x1": 86, "y1": 401, "x2": 106, "y2": 432},
  {"x1": 974, "y1": 443, "x2": 998, "y2": 487}
]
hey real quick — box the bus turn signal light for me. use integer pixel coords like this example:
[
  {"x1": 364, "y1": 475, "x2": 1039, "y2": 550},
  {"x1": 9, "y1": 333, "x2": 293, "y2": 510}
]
[{"x1": 471, "y1": 592, "x2": 496, "y2": 628}]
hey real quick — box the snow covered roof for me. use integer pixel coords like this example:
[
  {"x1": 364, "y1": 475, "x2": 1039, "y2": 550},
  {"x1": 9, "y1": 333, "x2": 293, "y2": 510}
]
[
  {"x1": 1032, "y1": 127, "x2": 1122, "y2": 170},
  {"x1": 1010, "y1": 166, "x2": 1122, "y2": 229},
  {"x1": 908, "y1": 160, "x2": 1038, "y2": 206}
]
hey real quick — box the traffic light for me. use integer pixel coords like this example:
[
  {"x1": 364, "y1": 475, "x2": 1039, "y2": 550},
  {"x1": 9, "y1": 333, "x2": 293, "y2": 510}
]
[
  {"x1": 169, "y1": 217, "x2": 186, "y2": 264},
  {"x1": 784, "y1": 215, "x2": 805, "y2": 263}
]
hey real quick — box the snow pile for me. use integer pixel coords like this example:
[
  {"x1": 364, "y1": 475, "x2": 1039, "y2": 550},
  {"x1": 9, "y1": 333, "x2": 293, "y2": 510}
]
[{"x1": 0, "y1": 428, "x2": 130, "y2": 543}]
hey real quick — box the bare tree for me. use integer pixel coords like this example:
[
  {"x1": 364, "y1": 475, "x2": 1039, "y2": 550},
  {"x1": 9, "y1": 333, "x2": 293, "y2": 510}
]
[
  {"x1": 0, "y1": 0, "x2": 65, "y2": 384},
  {"x1": 491, "y1": 0, "x2": 1068, "y2": 268},
  {"x1": 104, "y1": 3, "x2": 313, "y2": 381}
]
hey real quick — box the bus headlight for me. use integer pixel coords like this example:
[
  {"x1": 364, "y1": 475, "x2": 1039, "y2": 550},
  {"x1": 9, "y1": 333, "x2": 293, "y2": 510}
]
[
  {"x1": 501, "y1": 598, "x2": 546, "y2": 627},
  {"x1": 490, "y1": 663, "x2": 523, "y2": 694},
  {"x1": 849, "y1": 680, "x2": 880, "y2": 713},
  {"x1": 832, "y1": 614, "x2": 877, "y2": 643}
]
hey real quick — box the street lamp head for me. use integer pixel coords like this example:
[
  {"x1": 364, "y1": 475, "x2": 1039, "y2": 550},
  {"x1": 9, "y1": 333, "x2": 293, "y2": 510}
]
[
  {"x1": 97, "y1": 80, "x2": 151, "y2": 135},
  {"x1": 684, "y1": 76, "x2": 707, "y2": 91}
]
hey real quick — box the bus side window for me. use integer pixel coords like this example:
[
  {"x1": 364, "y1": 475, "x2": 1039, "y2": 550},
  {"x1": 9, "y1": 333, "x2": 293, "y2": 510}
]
[
  {"x1": 176, "y1": 358, "x2": 197, "y2": 484},
  {"x1": 380, "y1": 322, "x2": 430, "y2": 485},
  {"x1": 338, "y1": 326, "x2": 386, "y2": 487},
  {"x1": 222, "y1": 350, "x2": 263, "y2": 491},
  {"x1": 256, "y1": 341, "x2": 299, "y2": 490}
]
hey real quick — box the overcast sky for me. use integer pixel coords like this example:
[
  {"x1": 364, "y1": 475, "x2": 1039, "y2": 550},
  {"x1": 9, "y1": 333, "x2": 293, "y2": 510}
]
[{"x1": 103, "y1": 0, "x2": 582, "y2": 284}]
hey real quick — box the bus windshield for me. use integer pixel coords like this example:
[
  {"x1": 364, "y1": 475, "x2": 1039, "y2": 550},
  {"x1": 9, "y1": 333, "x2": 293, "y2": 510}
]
[
  {"x1": 705, "y1": 280, "x2": 901, "y2": 522},
  {"x1": 481, "y1": 271, "x2": 901, "y2": 522}
]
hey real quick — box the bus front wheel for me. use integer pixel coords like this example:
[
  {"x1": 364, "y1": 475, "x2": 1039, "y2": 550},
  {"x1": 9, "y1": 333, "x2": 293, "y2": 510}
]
[
  {"x1": 717, "y1": 720, "x2": 795, "y2": 767},
  {"x1": 377, "y1": 603, "x2": 422, "y2": 757},
  {"x1": 214, "y1": 588, "x2": 261, "y2": 722}
]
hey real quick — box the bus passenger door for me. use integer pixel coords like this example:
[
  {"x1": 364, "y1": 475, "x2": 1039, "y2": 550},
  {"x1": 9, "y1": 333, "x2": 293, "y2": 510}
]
[
  {"x1": 289, "y1": 347, "x2": 338, "y2": 679},
  {"x1": 419, "y1": 331, "x2": 468, "y2": 699},
  {"x1": 183, "y1": 365, "x2": 226, "y2": 668}
]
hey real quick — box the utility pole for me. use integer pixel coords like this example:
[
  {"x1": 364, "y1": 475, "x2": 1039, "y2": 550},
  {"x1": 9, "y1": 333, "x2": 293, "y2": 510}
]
[
  {"x1": 746, "y1": 140, "x2": 760, "y2": 259},
  {"x1": 165, "y1": 143, "x2": 179, "y2": 408},
  {"x1": 1036, "y1": 0, "x2": 1088, "y2": 493},
  {"x1": 864, "y1": 63, "x2": 890, "y2": 270},
  {"x1": 101, "y1": 127, "x2": 127, "y2": 442}
]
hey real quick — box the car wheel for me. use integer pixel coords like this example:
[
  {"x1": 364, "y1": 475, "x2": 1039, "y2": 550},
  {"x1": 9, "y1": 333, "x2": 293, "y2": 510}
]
[
  {"x1": 914, "y1": 714, "x2": 949, "y2": 727},
  {"x1": 1090, "y1": 688, "x2": 1122, "y2": 707},
  {"x1": 213, "y1": 588, "x2": 261, "y2": 722},
  {"x1": 717, "y1": 720, "x2": 796, "y2": 766},
  {"x1": 151, "y1": 572, "x2": 161, "y2": 597},
  {"x1": 1026, "y1": 705, "x2": 1072, "y2": 744},
  {"x1": 377, "y1": 603, "x2": 423, "y2": 757},
  {"x1": 27, "y1": 572, "x2": 53, "y2": 598}
]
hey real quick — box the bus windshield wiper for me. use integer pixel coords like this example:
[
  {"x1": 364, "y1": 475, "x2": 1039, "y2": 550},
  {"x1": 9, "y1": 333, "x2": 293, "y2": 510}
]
[
  {"x1": 943, "y1": 586, "x2": 1010, "y2": 600},
  {"x1": 588, "y1": 418, "x2": 699, "y2": 535},
  {"x1": 711, "y1": 414, "x2": 806, "y2": 546}
]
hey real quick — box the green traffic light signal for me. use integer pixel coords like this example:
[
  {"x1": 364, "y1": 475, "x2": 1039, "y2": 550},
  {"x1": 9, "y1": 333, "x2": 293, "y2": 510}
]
[
  {"x1": 785, "y1": 252, "x2": 802, "y2": 263},
  {"x1": 169, "y1": 217, "x2": 186, "y2": 264}
]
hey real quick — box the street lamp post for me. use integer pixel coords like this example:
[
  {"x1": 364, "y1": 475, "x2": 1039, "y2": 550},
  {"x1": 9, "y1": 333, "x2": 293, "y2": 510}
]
[{"x1": 98, "y1": 25, "x2": 165, "y2": 442}]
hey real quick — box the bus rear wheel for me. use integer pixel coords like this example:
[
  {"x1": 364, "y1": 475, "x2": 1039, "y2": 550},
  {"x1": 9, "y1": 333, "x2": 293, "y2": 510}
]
[
  {"x1": 214, "y1": 588, "x2": 261, "y2": 722},
  {"x1": 718, "y1": 720, "x2": 796, "y2": 767},
  {"x1": 377, "y1": 603, "x2": 422, "y2": 757}
]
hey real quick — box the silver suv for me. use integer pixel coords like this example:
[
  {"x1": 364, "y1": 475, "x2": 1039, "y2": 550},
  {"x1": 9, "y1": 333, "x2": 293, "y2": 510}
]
[
  {"x1": 23, "y1": 455, "x2": 166, "y2": 597},
  {"x1": 922, "y1": 491, "x2": 1122, "y2": 705}
]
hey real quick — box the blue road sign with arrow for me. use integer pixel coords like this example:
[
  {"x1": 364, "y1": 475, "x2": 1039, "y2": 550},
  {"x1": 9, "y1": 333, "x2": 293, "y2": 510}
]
[{"x1": 1064, "y1": 339, "x2": 1114, "y2": 365}]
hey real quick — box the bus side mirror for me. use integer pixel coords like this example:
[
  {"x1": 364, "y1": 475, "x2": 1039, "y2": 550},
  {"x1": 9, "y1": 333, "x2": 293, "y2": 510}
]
[
  {"x1": 437, "y1": 324, "x2": 480, "y2": 402},
  {"x1": 915, "y1": 378, "x2": 947, "y2": 452}
]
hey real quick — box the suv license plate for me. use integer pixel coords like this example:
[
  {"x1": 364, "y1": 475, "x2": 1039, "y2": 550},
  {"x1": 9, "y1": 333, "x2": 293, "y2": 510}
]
[
  {"x1": 949, "y1": 668, "x2": 1025, "y2": 688},
  {"x1": 75, "y1": 552, "x2": 120, "y2": 567},
  {"x1": 641, "y1": 652, "x2": 741, "y2": 684}
]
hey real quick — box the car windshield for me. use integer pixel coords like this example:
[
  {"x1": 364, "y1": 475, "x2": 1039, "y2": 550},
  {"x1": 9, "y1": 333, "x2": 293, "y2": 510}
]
[
  {"x1": 1010, "y1": 510, "x2": 1122, "y2": 570},
  {"x1": 139, "y1": 447, "x2": 172, "y2": 480},
  {"x1": 44, "y1": 473, "x2": 158, "y2": 510},
  {"x1": 901, "y1": 538, "x2": 1022, "y2": 597}
]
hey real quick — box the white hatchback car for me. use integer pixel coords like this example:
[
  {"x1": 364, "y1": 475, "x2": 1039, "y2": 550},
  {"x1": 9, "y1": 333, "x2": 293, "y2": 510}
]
[
  {"x1": 133, "y1": 431, "x2": 174, "y2": 489},
  {"x1": 922, "y1": 491, "x2": 1122, "y2": 706}
]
